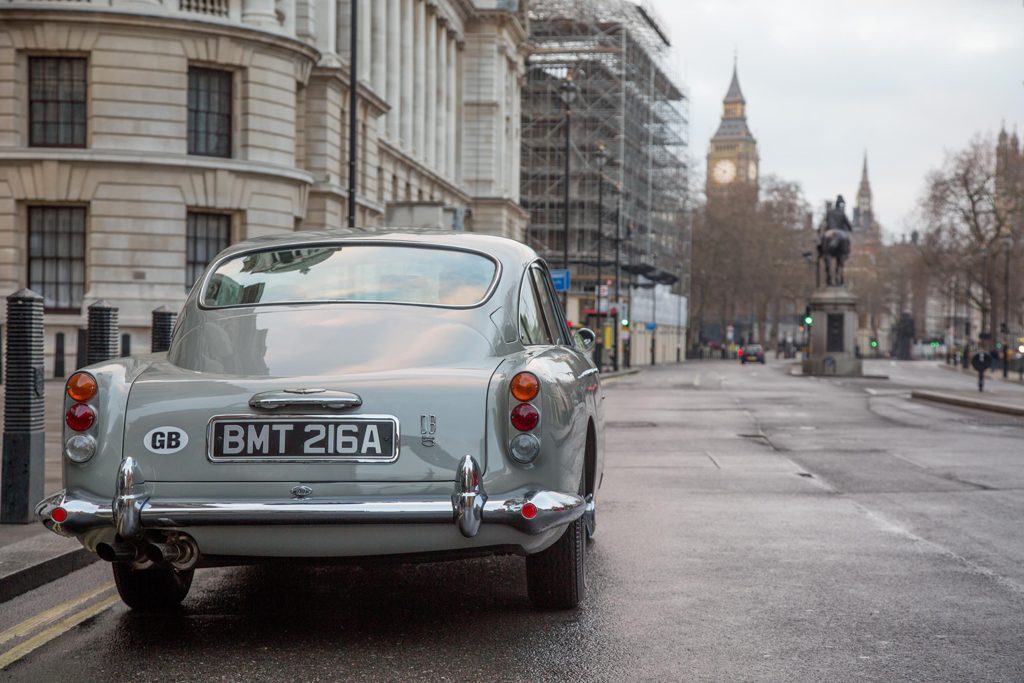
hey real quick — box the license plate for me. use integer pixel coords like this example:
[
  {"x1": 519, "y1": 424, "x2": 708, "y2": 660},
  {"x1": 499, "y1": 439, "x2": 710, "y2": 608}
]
[{"x1": 208, "y1": 416, "x2": 399, "y2": 462}]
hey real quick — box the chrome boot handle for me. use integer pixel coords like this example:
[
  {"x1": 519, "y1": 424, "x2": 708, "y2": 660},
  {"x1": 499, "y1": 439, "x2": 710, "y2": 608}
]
[{"x1": 249, "y1": 389, "x2": 363, "y2": 410}]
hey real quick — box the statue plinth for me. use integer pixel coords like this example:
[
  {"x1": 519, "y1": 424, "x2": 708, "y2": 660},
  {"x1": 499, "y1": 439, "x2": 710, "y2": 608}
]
[{"x1": 802, "y1": 286, "x2": 862, "y2": 377}]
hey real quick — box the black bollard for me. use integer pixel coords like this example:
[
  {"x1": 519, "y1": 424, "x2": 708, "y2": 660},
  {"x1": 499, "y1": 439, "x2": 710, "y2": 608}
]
[
  {"x1": 1, "y1": 289, "x2": 45, "y2": 523},
  {"x1": 151, "y1": 306, "x2": 176, "y2": 353},
  {"x1": 120, "y1": 333, "x2": 131, "y2": 357},
  {"x1": 75, "y1": 327, "x2": 87, "y2": 371},
  {"x1": 54, "y1": 332, "x2": 65, "y2": 378},
  {"x1": 87, "y1": 300, "x2": 119, "y2": 365}
]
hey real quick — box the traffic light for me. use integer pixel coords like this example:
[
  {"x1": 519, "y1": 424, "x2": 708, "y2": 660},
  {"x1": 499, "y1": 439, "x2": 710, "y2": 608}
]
[
  {"x1": 621, "y1": 318, "x2": 630, "y2": 328},
  {"x1": 803, "y1": 304, "x2": 813, "y2": 327},
  {"x1": 869, "y1": 339, "x2": 878, "y2": 349}
]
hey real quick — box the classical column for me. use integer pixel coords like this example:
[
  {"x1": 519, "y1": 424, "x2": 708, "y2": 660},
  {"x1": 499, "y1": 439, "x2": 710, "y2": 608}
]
[
  {"x1": 372, "y1": 0, "x2": 387, "y2": 96},
  {"x1": 446, "y1": 37, "x2": 457, "y2": 180},
  {"x1": 242, "y1": 0, "x2": 277, "y2": 26},
  {"x1": 314, "y1": 0, "x2": 338, "y2": 62},
  {"x1": 414, "y1": 0, "x2": 426, "y2": 159},
  {"x1": 358, "y1": 0, "x2": 371, "y2": 83},
  {"x1": 387, "y1": 0, "x2": 401, "y2": 142},
  {"x1": 436, "y1": 26, "x2": 447, "y2": 178},
  {"x1": 401, "y1": 0, "x2": 413, "y2": 150},
  {"x1": 425, "y1": 10, "x2": 437, "y2": 169}
]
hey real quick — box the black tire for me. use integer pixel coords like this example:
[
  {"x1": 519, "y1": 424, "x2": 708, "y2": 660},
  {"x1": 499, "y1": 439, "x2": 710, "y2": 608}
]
[
  {"x1": 112, "y1": 562, "x2": 194, "y2": 612},
  {"x1": 527, "y1": 479, "x2": 587, "y2": 610}
]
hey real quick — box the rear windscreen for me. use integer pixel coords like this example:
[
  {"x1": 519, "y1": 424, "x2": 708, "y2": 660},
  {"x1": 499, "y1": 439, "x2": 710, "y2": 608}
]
[{"x1": 202, "y1": 244, "x2": 497, "y2": 308}]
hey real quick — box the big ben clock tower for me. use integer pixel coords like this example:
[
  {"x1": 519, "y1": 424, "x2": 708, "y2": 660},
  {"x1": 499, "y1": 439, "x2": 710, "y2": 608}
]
[{"x1": 707, "y1": 61, "x2": 759, "y2": 197}]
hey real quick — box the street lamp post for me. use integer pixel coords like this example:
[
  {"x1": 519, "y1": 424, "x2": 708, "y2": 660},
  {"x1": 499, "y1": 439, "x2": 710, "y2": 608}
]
[
  {"x1": 612, "y1": 194, "x2": 622, "y2": 371},
  {"x1": 594, "y1": 143, "x2": 609, "y2": 369},
  {"x1": 1003, "y1": 234, "x2": 1012, "y2": 378},
  {"x1": 559, "y1": 75, "x2": 577, "y2": 312}
]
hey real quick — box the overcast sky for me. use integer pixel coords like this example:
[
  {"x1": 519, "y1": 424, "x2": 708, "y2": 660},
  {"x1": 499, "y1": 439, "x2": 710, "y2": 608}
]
[{"x1": 650, "y1": 0, "x2": 1024, "y2": 239}]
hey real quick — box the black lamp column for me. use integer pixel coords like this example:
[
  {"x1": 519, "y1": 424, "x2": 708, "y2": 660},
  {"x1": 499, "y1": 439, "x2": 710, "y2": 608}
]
[
  {"x1": 594, "y1": 143, "x2": 609, "y2": 369},
  {"x1": 1003, "y1": 235, "x2": 1012, "y2": 378},
  {"x1": 559, "y1": 75, "x2": 577, "y2": 312},
  {"x1": 347, "y1": 0, "x2": 358, "y2": 228}
]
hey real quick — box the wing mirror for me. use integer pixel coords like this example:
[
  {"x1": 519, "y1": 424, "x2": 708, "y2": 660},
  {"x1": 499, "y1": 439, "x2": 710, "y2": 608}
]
[{"x1": 576, "y1": 328, "x2": 596, "y2": 351}]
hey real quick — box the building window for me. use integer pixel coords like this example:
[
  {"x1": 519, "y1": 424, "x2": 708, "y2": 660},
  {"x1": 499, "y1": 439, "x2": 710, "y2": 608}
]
[
  {"x1": 29, "y1": 57, "x2": 87, "y2": 147},
  {"x1": 186, "y1": 212, "x2": 230, "y2": 289},
  {"x1": 187, "y1": 67, "x2": 232, "y2": 157},
  {"x1": 28, "y1": 206, "x2": 86, "y2": 311}
]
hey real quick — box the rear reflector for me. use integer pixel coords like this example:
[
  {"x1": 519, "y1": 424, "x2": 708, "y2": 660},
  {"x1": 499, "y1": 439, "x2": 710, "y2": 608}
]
[
  {"x1": 51, "y1": 507, "x2": 68, "y2": 524},
  {"x1": 521, "y1": 502, "x2": 538, "y2": 520}
]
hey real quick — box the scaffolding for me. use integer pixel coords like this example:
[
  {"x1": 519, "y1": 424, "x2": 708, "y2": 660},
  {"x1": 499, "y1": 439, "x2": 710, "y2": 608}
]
[{"x1": 520, "y1": 0, "x2": 690, "y2": 310}]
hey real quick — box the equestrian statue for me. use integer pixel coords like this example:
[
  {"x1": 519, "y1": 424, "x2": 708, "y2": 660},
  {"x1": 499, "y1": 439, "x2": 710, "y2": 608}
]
[{"x1": 817, "y1": 195, "x2": 853, "y2": 286}]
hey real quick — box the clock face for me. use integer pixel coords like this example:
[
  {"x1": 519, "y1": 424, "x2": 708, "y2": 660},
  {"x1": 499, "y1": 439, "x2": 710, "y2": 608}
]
[
  {"x1": 747, "y1": 161, "x2": 757, "y2": 181},
  {"x1": 712, "y1": 159, "x2": 737, "y2": 184}
]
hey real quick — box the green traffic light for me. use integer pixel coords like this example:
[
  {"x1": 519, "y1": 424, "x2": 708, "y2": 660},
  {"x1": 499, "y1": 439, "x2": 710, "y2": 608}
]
[
  {"x1": 803, "y1": 316, "x2": 813, "y2": 326},
  {"x1": 621, "y1": 319, "x2": 629, "y2": 327},
  {"x1": 870, "y1": 340, "x2": 878, "y2": 348}
]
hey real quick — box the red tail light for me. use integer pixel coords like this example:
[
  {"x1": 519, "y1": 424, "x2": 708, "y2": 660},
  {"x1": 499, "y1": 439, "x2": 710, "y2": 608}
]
[
  {"x1": 521, "y1": 502, "x2": 538, "y2": 520},
  {"x1": 510, "y1": 403, "x2": 540, "y2": 431},
  {"x1": 51, "y1": 507, "x2": 69, "y2": 524},
  {"x1": 66, "y1": 403, "x2": 96, "y2": 432}
]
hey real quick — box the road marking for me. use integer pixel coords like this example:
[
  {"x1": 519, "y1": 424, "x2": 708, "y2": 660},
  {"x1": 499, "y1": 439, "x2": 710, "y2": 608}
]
[
  {"x1": 0, "y1": 594, "x2": 119, "y2": 670},
  {"x1": 0, "y1": 582, "x2": 115, "y2": 647}
]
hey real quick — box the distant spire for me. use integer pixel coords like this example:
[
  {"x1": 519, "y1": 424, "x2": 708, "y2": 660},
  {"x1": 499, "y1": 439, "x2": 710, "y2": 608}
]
[
  {"x1": 724, "y1": 60, "x2": 745, "y2": 104},
  {"x1": 860, "y1": 151, "x2": 869, "y2": 185}
]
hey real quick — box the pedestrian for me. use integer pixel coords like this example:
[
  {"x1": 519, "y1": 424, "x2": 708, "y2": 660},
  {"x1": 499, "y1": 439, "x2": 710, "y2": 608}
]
[{"x1": 971, "y1": 348, "x2": 993, "y2": 392}]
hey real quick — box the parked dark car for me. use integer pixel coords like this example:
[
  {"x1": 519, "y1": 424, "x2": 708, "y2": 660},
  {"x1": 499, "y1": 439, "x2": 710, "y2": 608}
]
[{"x1": 740, "y1": 344, "x2": 765, "y2": 364}]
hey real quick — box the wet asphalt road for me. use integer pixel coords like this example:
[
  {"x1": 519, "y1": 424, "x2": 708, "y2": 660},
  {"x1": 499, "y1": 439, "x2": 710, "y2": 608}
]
[{"x1": 3, "y1": 360, "x2": 1023, "y2": 681}]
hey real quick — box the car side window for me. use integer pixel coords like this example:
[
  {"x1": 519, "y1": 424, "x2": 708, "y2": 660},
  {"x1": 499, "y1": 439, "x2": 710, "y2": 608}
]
[
  {"x1": 519, "y1": 274, "x2": 553, "y2": 345},
  {"x1": 530, "y1": 265, "x2": 569, "y2": 346}
]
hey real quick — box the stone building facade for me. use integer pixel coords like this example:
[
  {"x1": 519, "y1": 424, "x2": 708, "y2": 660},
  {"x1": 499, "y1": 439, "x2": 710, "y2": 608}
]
[{"x1": 0, "y1": 0, "x2": 529, "y2": 371}]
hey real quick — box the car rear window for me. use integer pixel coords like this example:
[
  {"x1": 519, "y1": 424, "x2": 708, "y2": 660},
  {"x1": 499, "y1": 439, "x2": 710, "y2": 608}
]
[{"x1": 201, "y1": 244, "x2": 497, "y2": 308}]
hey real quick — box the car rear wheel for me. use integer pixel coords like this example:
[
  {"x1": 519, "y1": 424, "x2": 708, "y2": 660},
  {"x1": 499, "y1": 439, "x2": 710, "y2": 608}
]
[
  {"x1": 526, "y1": 477, "x2": 586, "y2": 610},
  {"x1": 112, "y1": 562, "x2": 194, "y2": 612}
]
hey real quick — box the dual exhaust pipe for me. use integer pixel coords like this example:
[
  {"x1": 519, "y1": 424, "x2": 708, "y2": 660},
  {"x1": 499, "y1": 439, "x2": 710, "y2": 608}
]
[{"x1": 96, "y1": 534, "x2": 199, "y2": 570}]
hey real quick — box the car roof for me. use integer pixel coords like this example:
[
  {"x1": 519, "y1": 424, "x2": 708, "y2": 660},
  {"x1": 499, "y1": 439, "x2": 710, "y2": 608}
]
[{"x1": 220, "y1": 229, "x2": 539, "y2": 265}]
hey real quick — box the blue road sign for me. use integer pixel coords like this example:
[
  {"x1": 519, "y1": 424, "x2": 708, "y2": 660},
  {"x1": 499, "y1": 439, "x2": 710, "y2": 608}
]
[
  {"x1": 550, "y1": 269, "x2": 570, "y2": 292},
  {"x1": 645, "y1": 322, "x2": 656, "y2": 331}
]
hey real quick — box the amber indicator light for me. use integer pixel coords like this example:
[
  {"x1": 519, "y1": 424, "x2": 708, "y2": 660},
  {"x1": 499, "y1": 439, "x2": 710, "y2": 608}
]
[
  {"x1": 510, "y1": 372, "x2": 539, "y2": 402},
  {"x1": 66, "y1": 372, "x2": 98, "y2": 402}
]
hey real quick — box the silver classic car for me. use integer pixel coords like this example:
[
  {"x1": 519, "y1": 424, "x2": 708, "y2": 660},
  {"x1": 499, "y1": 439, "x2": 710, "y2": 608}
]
[{"x1": 38, "y1": 231, "x2": 604, "y2": 611}]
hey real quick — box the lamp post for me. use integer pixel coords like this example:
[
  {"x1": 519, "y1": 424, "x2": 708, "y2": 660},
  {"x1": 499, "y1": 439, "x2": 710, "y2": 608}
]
[
  {"x1": 594, "y1": 143, "x2": 609, "y2": 369},
  {"x1": 347, "y1": 0, "x2": 358, "y2": 228},
  {"x1": 1002, "y1": 234, "x2": 1012, "y2": 378},
  {"x1": 612, "y1": 193, "x2": 622, "y2": 371},
  {"x1": 559, "y1": 75, "x2": 577, "y2": 312}
]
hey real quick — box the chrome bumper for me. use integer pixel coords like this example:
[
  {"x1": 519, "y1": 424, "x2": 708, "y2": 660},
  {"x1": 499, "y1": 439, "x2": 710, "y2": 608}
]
[{"x1": 36, "y1": 455, "x2": 584, "y2": 540}]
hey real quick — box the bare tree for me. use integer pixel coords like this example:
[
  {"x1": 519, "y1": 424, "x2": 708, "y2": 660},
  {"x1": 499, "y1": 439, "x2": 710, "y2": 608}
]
[{"x1": 920, "y1": 136, "x2": 1022, "y2": 341}]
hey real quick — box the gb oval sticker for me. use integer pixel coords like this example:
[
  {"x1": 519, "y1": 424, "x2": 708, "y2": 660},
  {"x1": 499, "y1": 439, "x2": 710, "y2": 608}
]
[{"x1": 144, "y1": 426, "x2": 189, "y2": 454}]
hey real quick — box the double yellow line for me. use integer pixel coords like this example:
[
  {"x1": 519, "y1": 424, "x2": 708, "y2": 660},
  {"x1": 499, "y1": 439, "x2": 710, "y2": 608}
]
[{"x1": 0, "y1": 583, "x2": 119, "y2": 670}]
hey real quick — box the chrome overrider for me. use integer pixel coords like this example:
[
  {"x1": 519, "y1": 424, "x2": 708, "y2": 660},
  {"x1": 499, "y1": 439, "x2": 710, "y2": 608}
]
[{"x1": 35, "y1": 455, "x2": 586, "y2": 544}]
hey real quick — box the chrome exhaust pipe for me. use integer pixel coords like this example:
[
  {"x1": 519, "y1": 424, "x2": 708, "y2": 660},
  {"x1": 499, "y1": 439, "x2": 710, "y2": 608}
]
[
  {"x1": 96, "y1": 542, "x2": 139, "y2": 562},
  {"x1": 144, "y1": 536, "x2": 200, "y2": 570}
]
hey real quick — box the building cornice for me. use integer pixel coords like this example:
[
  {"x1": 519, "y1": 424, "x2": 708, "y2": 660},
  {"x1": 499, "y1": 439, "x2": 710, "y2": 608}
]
[
  {"x1": 378, "y1": 138, "x2": 471, "y2": 205},
  {"x1": 310, "y1": 65, "x2": 390, "y2": 119},
  {"x1": 469, "y1": 196, "x2": 529, "y2": 220},
  {"x1": 0, "y1": 6, "x2": 321, "y2": 64},
  {"x1": 0, "y1": 149, "x2": 315, "y2": 185}
]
